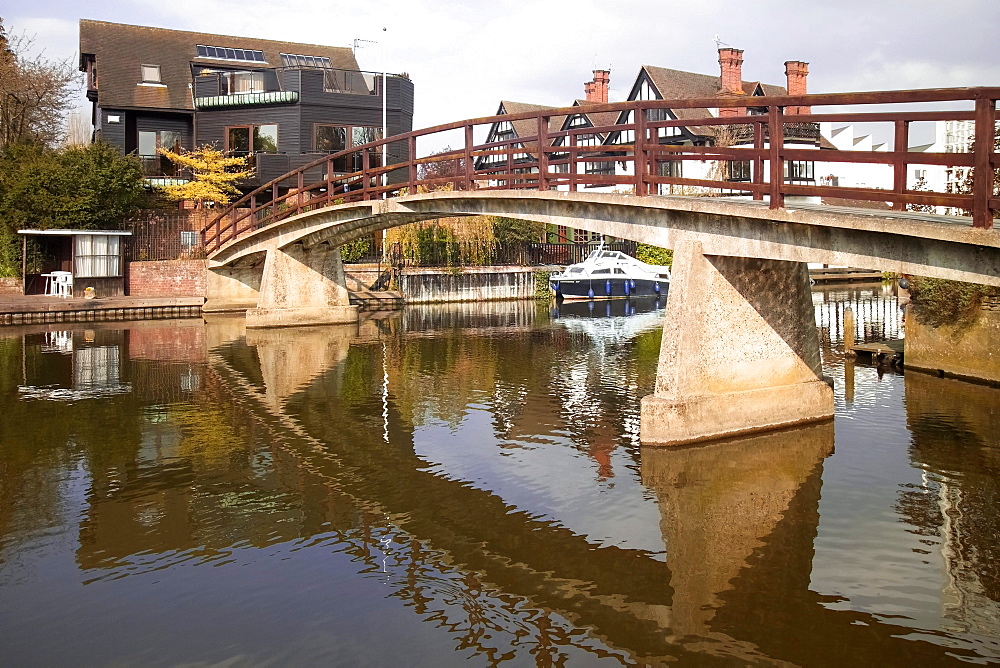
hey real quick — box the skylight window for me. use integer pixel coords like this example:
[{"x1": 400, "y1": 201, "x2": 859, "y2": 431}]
[
  {"x1": 196, "y1": 45, "x2": 266, "y2": 62},
  {"x1": 141, "y1": 64, "x2": 161, "y2": 83},
  {"x1": 280, "y1": 53, "x2": 332, "y2": 68}
]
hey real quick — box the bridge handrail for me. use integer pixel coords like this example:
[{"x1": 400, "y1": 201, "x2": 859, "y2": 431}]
[{"x1": 203, "y1": 87, "x2": 999, "y2": 254}]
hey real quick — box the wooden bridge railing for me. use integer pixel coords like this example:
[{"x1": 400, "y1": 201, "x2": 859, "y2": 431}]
[{"x1": 202, "y1": 87, "x2": 1000, "y2": 254}]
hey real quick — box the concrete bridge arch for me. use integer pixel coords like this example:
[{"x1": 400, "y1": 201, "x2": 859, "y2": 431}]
[{"x1": 204, "y1": 189, "x2": 1000, "y2": 446}]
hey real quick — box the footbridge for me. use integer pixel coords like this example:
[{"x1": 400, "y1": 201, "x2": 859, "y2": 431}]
[{"x1": 201, "y1": 87, "x2": 1000, "y2": 445}]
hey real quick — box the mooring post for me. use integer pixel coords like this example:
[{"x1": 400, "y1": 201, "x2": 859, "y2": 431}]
[{"x1": 844, "y1": 307, "x2": 855, "y2": 356}]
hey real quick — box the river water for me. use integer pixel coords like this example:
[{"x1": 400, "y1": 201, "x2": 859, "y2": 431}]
[{"x1": 0, "y1": 286, "x2": 997, "y2": 666}]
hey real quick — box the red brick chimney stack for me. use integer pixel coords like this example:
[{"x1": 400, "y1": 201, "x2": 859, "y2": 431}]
[
  {"x1": 784, "y1": 60, "x2": 810, "y2": 115},
  {"x1": 585, "y1": 69, "x2": 610, "y2": 104},
  {"x1": 718, "y1": 47, "x2": 745, "y2": 117}
]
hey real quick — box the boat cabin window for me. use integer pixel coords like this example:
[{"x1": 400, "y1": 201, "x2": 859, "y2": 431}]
[
  {"x1": 658, "y1": 273, "x2": 670, "y2": 279},
  {"x1": 569, "y1": 267, "x2": 584, "y2": 274},
  {"x1": 614, "y1": 268, "x2": 626, "y2": 274},
  {"x1": 592, "y1": 269, "x2": 611, "y2": 274}
]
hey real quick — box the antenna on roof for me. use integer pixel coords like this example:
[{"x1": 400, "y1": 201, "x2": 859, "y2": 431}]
[{"x1": 714, "y1": 34, "x2": 731, "y2": 49}]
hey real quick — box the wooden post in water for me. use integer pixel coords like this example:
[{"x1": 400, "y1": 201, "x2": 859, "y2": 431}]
[{"x1": 844, "y1": 307, "x2": 855, "y2": 356}]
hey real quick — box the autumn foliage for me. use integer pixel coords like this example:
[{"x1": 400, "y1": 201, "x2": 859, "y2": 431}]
[{"x1": 155, "y1": 145, "x2": 254, "y2": 207}]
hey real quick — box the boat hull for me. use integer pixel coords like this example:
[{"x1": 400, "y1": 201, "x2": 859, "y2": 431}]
[{"x1": 551, "y1": 277, "x2": 668, "y2": 300}]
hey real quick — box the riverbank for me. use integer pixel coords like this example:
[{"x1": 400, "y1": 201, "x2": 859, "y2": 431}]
[{"x1": 0, "y1": 294, "x2": 204, "y2": 325}]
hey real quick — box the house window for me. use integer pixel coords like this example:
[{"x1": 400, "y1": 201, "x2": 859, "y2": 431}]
[
  {"x1": 584, "y1": 159, "x2": 613, "y2": 175},
  {"x1": 636, "y1": 79, "x2": 658, "y2": 101},
  {"x1": 223, "y1": 71, "x2": 265, "y2": 94},
  {"x1": 141, "y1": 64, "x2": 161, "y2": 84},
  {"x1": 728, "y1": 160, "x2": 752, "y2": 182},
  {"x1": 484, "y1": 121, "x2": 517, "y2": 168},
  {"x1": 180, "y1": 231, "x2": 199, "y2": 248},
  {"x1": 138, "y1": 130, "x2": 181, "y2": 157},
  {"x1": 615, "y1": 111, "x2": 635, "y2": 145},
  {"x1": 227, "y1": 124, "x2": 278, "y2": 157},
  {"x1": 494, "y1": 122, "x2": 516, "y2": 143},
  {"x1": 74, "y1": 235, "x2": 121, "y2": 278},
  {"x1": 659, "y1": 160, "x2": 682, "y2": 178},
  {"x1": 315, "y1": 124, "x2": 382, "y2": 172},
  {"x1": 658, "y1": 160, "x2": 683, "y2": 195},
  {"x1": 138, "y1": 130, "x2": 182, "y2": 176},
  {"x1": 783, "y1": 160, "x2": 814, "y2": 182}
]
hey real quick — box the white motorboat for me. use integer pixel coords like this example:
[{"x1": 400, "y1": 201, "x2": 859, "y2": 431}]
[{"x1": 549, "y1": 246, "x2": 671, "y2": 300}]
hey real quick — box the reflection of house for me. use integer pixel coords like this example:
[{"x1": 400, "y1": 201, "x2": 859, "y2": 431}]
[
  {"x1": 79, "y1": 20, "x2": 414, "y2": 189},
  {"x1": 17, "y1": 330, "x2": 131, "y2": 400}
]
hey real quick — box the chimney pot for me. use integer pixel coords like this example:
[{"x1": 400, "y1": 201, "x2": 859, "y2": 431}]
[
  {"x1": 784, "y1": 60, "x2": 810, "y2": 115},
  {"x1": 585, "y1": 69, "x2": 610, "y2": 103},
  {"x1": 718, "y1": 47, "x2": 745, "y2": 117}
]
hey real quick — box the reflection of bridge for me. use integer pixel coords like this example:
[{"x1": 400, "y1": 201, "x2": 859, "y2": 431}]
[
  {"x1": 191, "y1": 322, "x2": 990, "y2": 663},
  {"x1": 201, "y1": 88, "x2": 1000, "y2": 445}
]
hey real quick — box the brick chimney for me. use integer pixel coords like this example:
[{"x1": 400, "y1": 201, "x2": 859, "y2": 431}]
[
  {"x1": 718, "y1": 47, "x2": 745, "y2": 117},
  {"x1": 784, "y1": 60, "x2": 810, "y2": 115},
  {"x1": 584, "y1": 69, "x2": 610, "y2": 104}
]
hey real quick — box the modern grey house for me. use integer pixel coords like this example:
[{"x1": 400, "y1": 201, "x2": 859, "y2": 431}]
[{"x1": 79, "y1": 20, "x2": 414, "y2": 189}]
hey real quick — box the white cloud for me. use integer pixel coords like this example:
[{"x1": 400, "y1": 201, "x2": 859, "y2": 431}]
[{"x1": 5, "y1": 0, "x2": 998, "y2": 138}]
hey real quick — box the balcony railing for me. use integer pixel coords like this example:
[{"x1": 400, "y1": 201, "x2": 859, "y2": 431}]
[{"x1": 194, "y1": 90, "x2": 298, "y2": 109}]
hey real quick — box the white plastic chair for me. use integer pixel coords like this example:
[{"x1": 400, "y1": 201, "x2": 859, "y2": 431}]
[{"x1": 51, "y1": 271, "x2": 73, "y2": 298}]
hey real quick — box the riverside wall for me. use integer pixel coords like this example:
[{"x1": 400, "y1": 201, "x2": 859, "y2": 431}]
[
  {"x1": 905, "y1": 299, "x2": 1000, "y2": 384},
  {"x1": 398, "y1": 267, "x2": 541, "y2": 304}
]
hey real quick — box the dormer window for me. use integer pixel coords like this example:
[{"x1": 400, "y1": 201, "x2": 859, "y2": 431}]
[{"x1": 141, "y1": 64, "x2": 161, "y2": 84}]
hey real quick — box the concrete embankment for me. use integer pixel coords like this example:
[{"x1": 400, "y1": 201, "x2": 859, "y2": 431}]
[{"x1": 0, "y1": 295, "x2": 204, "y2": 325}]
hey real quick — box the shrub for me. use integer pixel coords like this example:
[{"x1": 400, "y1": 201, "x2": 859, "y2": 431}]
[
  {"x1": 908, "y1": 276, "x2": 1000, "y2": 329},
  {"x1": 635, "y1": 243, "x2": 673, "y2": 266},
  {"x1": 340, "y1": 238, "x2": 371, "y2": 263}
]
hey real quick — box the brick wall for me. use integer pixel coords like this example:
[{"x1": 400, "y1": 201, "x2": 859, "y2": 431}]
[
  {"x1": 0, "y1": 277, "x2": 22, "y2": 295},
  {"x1": 127, "y1": 259, "x2": 207, "y2": 297}
]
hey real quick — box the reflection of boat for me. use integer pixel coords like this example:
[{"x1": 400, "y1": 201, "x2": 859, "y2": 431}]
[
  {"x1": 552, "y1": 297, "x2": 666, "y2": 345},
  {"x1": 550, "y1": 246, "x2": 671, "y2": 300}
]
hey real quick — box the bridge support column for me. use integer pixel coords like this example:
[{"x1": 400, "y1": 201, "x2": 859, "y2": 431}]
[
  {"x1": 246, "y1": 242, "x2": 358, "y2": 328},
  {"x1": 640, "y1": 240, "x2": 833, "y2": 446},
  {"x1": 204, "y1": 265, "x2": 262, "y2": 313}
]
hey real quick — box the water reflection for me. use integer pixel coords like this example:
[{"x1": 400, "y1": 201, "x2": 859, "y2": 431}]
[
  {"x1": 17, "y1": 329, "x2": 131, "y2": 400},
  {"x1": 904, "y1": 372, "x2": 1000, "y2": 639},
  {"x1": 0, "y1": 297, "x2": 998, "y2": 664}
]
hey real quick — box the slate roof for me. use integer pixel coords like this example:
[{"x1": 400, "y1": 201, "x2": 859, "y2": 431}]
[{"x1": 79, "y1": 19, "x2": 360, "y2": 111}]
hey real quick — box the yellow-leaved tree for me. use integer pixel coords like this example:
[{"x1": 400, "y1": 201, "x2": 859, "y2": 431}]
[{"x1": 155, "y1": 145, "x2": 253, "y2": 207}]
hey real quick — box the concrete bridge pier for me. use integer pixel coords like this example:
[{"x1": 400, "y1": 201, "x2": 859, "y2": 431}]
[
  {"x1": 245, "y1": 242, "x2": 358, "y2": 329},
  {"x1": 203, "y1": 264, "x2": 262, "y2": 313},
  {"x1": 640, "y1": 240, "x2": 833, "y2": 446}
]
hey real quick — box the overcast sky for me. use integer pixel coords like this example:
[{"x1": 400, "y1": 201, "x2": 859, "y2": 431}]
[{"x1": 5, "y1": 0, "x2": 998, "y2": 141}]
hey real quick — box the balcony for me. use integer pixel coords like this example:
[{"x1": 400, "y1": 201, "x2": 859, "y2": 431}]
[
  {"x1": 139, "y1": 156, "x2": 189, "y2": 186},
  {"x1": 194, "y1": 90, "x2": 298, "y2": 110}
]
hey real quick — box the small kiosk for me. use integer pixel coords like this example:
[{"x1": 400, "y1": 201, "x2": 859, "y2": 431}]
[{"x1": 18, "y1": 229, "x2": 132, "y2": 298}]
